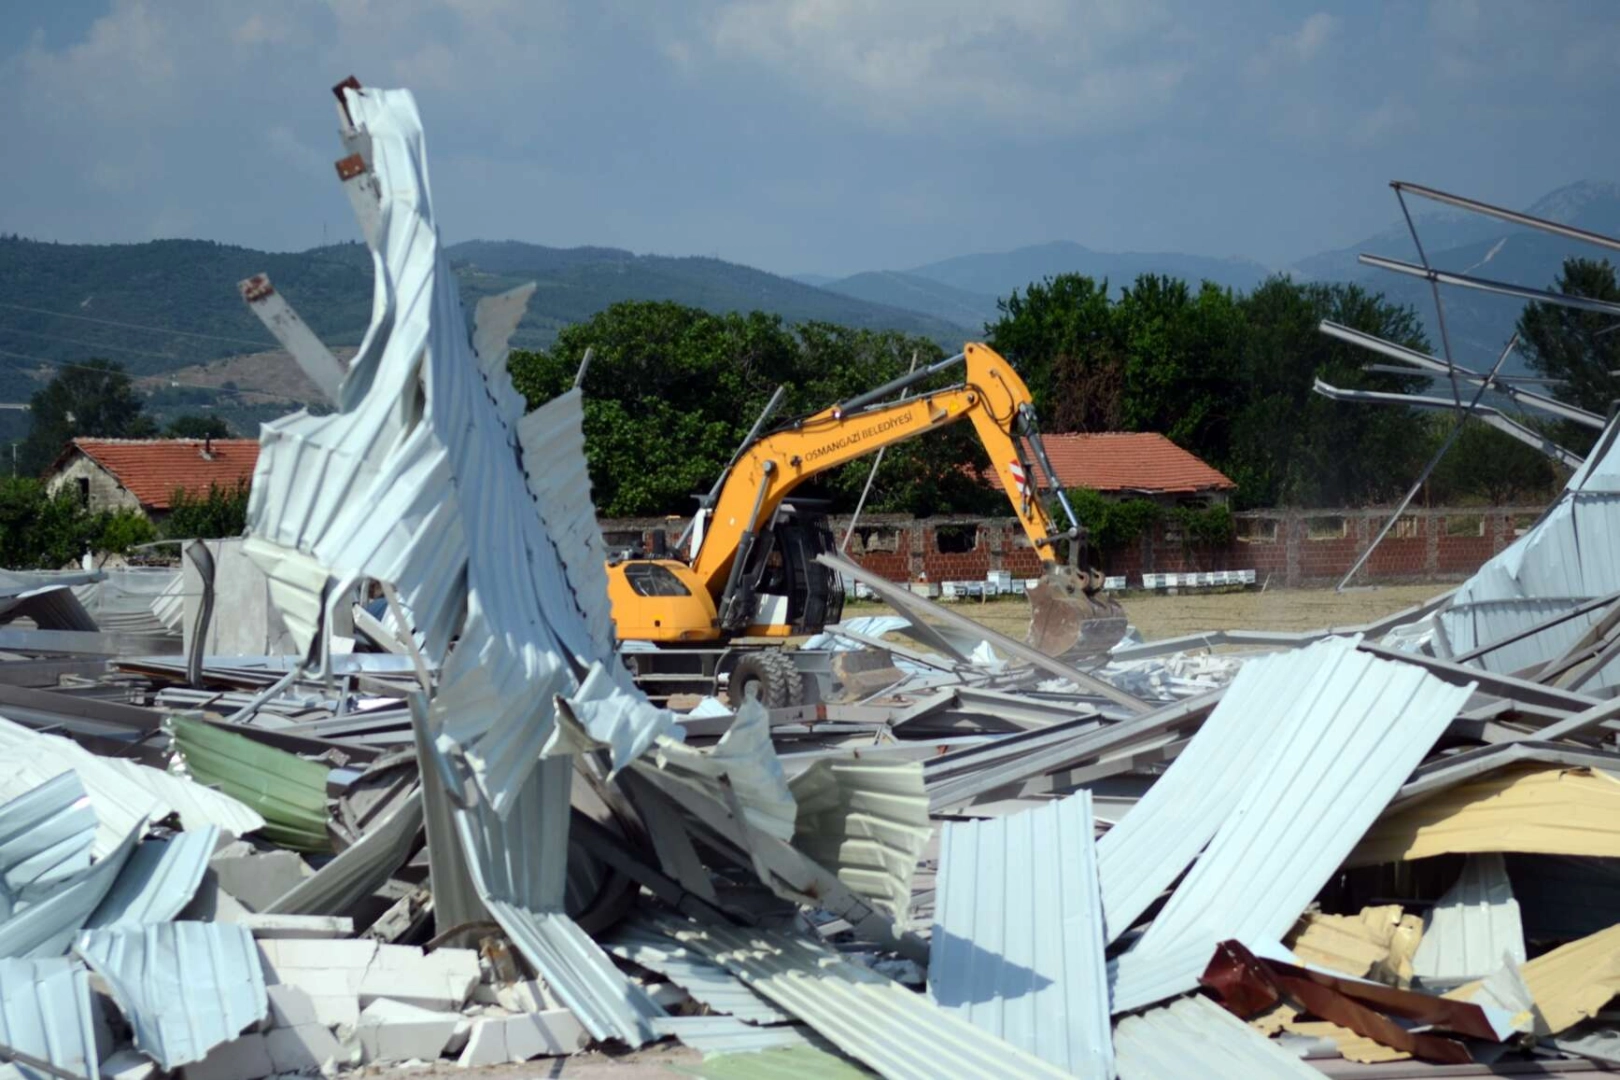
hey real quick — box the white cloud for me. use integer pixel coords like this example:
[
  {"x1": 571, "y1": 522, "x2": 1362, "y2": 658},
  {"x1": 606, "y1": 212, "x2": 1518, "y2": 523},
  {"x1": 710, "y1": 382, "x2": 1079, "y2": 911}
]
[
  {"x1": 1247, "y1": 11, "x2": 1336, "y2": 78},
  {"x1": 1350, "y1": 94, "x2": 1417, "y2": 147},
  {"x1": 693, "y1": 0, "x2": 1190, "y2": 135}
]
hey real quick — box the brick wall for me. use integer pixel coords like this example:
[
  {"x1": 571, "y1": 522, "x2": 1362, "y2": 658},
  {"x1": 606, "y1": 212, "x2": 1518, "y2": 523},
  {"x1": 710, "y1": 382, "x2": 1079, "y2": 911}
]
[{"x1": 599, "y1": 506, "x2": 1545, "y2": 589}]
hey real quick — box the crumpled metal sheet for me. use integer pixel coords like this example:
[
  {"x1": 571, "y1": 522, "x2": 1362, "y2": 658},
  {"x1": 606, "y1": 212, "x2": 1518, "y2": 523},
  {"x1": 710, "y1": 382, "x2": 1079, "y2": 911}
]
[
  {"x1": 644, "y1": 700, "x2": 796, "y2": 843},
  {"x1": 169, "y1": 716, "x2": 329, "y2": 853},
  {"x1": 1412, "y1": 854, "x2": 1525, "y2": 987},
  {"x1": 1448, "y1": 920, "x2": 1620, "y2": 1035},
  {"x1": 1113, "y1": 993, "x2": 1321, "y2": 1080},
  {"x1": 650, "y1": 1015, "x2": 806, "y2": 1056},
  {"x1": 242, "y1": 85, "x2": 677, "y2": 816},
  {"x1": 0, "y1": 772, "x2": 96, "y2": 919},
  {"x1": 0, "y1": 824, "x2": 139, "y2": 959},
  {"x1": 605, "y1": 921, "x2": 789, "y2": 1025},
  {"x1": 0, "y1": 957, "x2": 98, "y2": 1080},
  {"x1": 0, "y1": 718, "x2": 263, "y2": 856},
  {"x1": 1108, "y1": 638, "x2": 1472, "y2": 1013},
  {"x1": 75, "y1": 921, "x2": 266, "y2": 1069},
  {"x1": 929, "y1": 791, "x2": 1111, "y2": 1078},
  {"x1": 85, "y1": 827, "x2": 218, "y2": 931},
  {"x1": 788, "y1": 758, "x2": 930, "y2": 927},
  {"x1": 654, "y1": 918, "x2": 1074, "y2": 1080}
]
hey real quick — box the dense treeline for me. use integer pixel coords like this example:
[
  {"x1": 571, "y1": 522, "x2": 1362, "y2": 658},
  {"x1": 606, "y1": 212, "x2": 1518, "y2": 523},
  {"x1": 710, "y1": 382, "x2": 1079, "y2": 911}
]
[{"x1": 510, "y1": 272, "x2": 1572, "y2": 518}]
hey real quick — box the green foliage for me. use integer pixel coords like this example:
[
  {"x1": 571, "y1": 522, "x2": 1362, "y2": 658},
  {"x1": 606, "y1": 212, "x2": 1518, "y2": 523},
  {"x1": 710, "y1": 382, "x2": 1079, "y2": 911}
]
[
  {"x1": 161, "y1": 481, "x2": 249, "y2": 540},
  {"x1": 508, "y1": 303, "x2": 989, "y2": 518},
  {"x1": 1171, "y1": 504, "x2": 1236, "y2": 547},
  {"x1": 163, "y1": 414, "x2": 233, "y2": 438},
  {"x1": 19, "y1": 360, "x2": 157, "y2": 476},
  {"x1": 1517, "y1": 257, "x2": 1620, "y2": 456},
  {"x1": 1067, "y1": 488, "x2": 1163, "y2": 552},
  {"x1": 0, "y1": 478, "x2": 157, "y2": 569},
  {"x1": 1423, "y1": 416, "x2": 1562, "y2": 505}
]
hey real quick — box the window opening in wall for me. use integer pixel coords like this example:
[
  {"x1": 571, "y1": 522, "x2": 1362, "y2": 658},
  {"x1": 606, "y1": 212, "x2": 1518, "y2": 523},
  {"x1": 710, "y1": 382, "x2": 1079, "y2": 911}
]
[
  {"x1": 76, "y1": 477, "x2": 90, "y2": 507},
  {"x1": 934, "y1": 524, "x2": 978, "y2": 553},
  {"x1": 1306, "y1": 516, "x2": 1346, "y2": 541},
  {"x1": 1392, "y1": 515, "x2": 1420, "y2": 539},
  {"x1": 1446, "y1": 514, "x2": 1485, "y2": 537},
  {"x1": 1235, "y1": 518, "x2": 1279, "y2": 543},
  {"x1": 1512, "y1": 514, "x2": 1537, "y2": 537},
  {"x1": 850, "y1": 527, "x2": 901, "y2": 555}
]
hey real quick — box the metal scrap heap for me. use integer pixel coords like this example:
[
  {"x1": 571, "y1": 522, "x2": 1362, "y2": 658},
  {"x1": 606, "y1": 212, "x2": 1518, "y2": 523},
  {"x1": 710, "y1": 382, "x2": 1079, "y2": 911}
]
[{"x1": 3, "y1": 79, "x2": 1620, "y2": 1080}]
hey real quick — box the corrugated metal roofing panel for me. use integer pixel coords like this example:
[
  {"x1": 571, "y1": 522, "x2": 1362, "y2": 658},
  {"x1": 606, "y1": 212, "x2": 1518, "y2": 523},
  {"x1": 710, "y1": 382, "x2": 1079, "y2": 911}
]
[
  {"x1": 789, "y1": 758, "x2": 930, "y2": 928},
  {"x1": 1112, "y1": 993, "x2": 1321, "y2": 1079},
  {"x1": 169, "y1": 716, "x2": 329, "y2": 853},
  {"x1": 1448, "y1": 921, "x2": 1620, "y2": 1035},
  {"x1": 0, "y1": 958, "x2": 97, "y2": 1080},
  {"x1": 0, "y1": 825, "x2": 139, "y2": 959},
  {"x1": 1353, "y1": 765, "x2": 1620, "y2": 865},
  {"x1": 1110, "y1": 638, "x2": 1471, "y2": 1012},
  {"x1": 654, "y1": 918, "x2": 1074, "y2": 1080},
  {"x1": 0, "y1": 773, "x2": 95, "y2": 916},
  {"x1": 0, "y1": 718, "x2": 262, "y2": 855},
  {"x1": 85, "y1": 827, "x2": 217, "y2": 931},
  {"x1": 605, "y1": 922, "x2": 789, "y2": 1025},
  {"x1": 74, "y1": 921, "x2": 266, "y2": 1069},
  {"x1": 1095, "y1": 645, "x2": 1340, "y2": 941},
  {"x1": 652, "y1": 1015, "x2": 805, "y2": 1056},
  {"x1": 1412, "y1": 854, "x2": 1525, "y2": 986},
  {"x1": 929, "y1": 792, "x2": 1111, "y2": 1077}
]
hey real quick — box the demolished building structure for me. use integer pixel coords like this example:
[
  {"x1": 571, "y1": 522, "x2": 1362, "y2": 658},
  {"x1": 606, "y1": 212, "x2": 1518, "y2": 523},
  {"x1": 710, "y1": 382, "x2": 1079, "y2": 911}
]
[{"x1": 2, "y1": 78, "x2": 1620, "y2": 1079}]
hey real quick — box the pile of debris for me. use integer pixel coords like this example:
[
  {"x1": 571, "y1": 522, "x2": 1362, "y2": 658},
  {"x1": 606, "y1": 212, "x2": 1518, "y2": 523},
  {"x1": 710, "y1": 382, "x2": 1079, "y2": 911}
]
[{"x1": 4, "y1": 79, "x2": 1620, "y2": 1080}]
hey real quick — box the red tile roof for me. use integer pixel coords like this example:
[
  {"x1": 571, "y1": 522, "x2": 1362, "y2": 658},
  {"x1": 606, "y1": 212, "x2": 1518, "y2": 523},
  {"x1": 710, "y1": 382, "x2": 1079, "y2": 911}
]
[
  {"x1": 56, "y1": 438, "x2": 260, "y2": 510},
  {"x1": 982, "y1": 432, "x2": 1235, "y2": 495}
]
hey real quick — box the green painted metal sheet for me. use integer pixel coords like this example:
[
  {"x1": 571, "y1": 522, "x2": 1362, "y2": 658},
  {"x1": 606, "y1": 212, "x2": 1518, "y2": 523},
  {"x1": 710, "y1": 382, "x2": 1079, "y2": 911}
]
[{"x1": 168, "y1": 718, "x2": 330, "y2": 853}]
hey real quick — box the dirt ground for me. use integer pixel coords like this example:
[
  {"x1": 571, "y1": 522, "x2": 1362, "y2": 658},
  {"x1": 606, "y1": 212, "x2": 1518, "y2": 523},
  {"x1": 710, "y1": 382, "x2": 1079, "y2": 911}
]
[
  {"x1": 364, "y1": 1045, "x2": 704, "y2": 1080},
  {"x1": 844, "y1": 582, "x2": 1446, "y2": 643}
]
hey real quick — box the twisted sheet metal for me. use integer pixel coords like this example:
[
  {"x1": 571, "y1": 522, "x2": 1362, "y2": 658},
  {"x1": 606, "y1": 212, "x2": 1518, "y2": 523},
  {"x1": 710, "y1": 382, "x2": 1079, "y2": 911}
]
[
  {"x1": 606, "y1": 921, "x2": 789, "y2": 1025},
  {"x1": 0, "y1": 718, "x2": 263, "y2": 855},
  {"x1": 85, "y1": 827, "x2": 218, "y2": 930},
  {"x1": 1113, "y1": 993, "x2": 1321, "y2": 1080},
  {"x1": 0, "y1": 957, "x2": 97, "y2": 1080},
  {"x1": 75, "y1": 922, "x2": 266, "y2": 1069},
  {"x1": 266, "y1": 790, "x2": 422, "y2": 916},
  {"x1": 169, "y1": 716, "x2": 329, "y2": 852},
  {"x1": 0, "y1": 825, "x2": 139, "y2": 959},
  {"x1": 1412, "y1": 854, "x2": 1525, "y2": 986},
  {"x1": 655, "y1": 918, "x2": 1074, "y2": 1080},
  {"x1": 0, "y1": 773, "x2": 95, "y2": 918},
  {"x1": 789, "y1": 758, "x2": 930, "y2": 928},
  {"x1": 1109, "y1": 638, "x2": 1471, "y2": 1012},
  {"x1": 929, "y1": 792, "x2": 1111, "y2": 1077}
]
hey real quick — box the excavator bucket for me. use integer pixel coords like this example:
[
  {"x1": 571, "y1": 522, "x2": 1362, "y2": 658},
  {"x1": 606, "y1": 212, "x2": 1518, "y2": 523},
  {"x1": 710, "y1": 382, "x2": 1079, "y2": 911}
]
[{"x1": 1025, "y1": 566, "x2": 1128, "y2": 666}]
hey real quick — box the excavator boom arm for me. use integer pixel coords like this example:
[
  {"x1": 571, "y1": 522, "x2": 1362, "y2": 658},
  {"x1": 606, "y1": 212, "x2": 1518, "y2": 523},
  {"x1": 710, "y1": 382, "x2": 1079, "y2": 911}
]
[{"x1": 689, "y1": 343, "x2": 1067, "y2": 595}]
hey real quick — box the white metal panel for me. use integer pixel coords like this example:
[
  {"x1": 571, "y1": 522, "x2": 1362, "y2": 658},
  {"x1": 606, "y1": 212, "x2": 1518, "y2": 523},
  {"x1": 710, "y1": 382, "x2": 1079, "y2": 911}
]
[
  {"x1": 0, "y1": 825, "x2": 139, "y2": 960},
  {"x1": 266, "y1": 790, "x2": 422, "y2": 917},
  {"x1": 85, "y1": 827, "x2": 218, "y2": 930},
  {"x1": 0, "y1": 773, "x2": 95, "y2": 917},
  {"x1": 1113, "y1": 993, "x2": 1321, "y2": 1080},
  {"x1": 929, "y1": 792, "x2": 1111, "y2": 1078},
  {"x1": 1110, "y1": 639, "x2": 1471, "y2": 1012},
  {"x1": 790, "y1": 758, "x2": 931, "y2": 927},
  {"x1": 605, "y1": 922, "x2": 789, "y2": 1025},
  {"x1": 1412, "y1": 853, "x2": 1525, "y2": 986},
  {"x1": 655, "y1": 918, "x2": 1075, "y2": 1080},
  {"x1": 0, "y1": 957, "x2": 98, "y2": 1080},
  {"x1": 75, "y1": 922, "x2": 266, "y2": 1069}
]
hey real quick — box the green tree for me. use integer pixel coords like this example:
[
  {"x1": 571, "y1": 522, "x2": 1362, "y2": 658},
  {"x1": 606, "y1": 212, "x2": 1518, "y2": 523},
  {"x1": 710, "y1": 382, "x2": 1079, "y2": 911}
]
[
  {"x1": 162, "y1": 481, "x2": 249, "y2": 539},
  {"x1": 19, "y1": 360, "x2": 157, "y2": 476},
  {"x1": 1424, "y1": 417, "x2": 1562, "y2": 505},
  {"x1": 0, "y1": 479, "x2": 155, "y2": 568},
  {"x1": 987, "y1": 275, "x2": 1125, "y2": 432},
  {"x1": 163, "y1": 414, "x2": 232, "y2": 439},
  {"x1": 1517, "y1": 257, "x2": 1620, "y2": 455}
]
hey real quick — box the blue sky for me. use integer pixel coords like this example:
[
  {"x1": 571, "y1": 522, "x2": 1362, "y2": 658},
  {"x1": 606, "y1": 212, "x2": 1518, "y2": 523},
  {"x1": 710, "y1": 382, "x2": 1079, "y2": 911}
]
[{"x1": 2, "y1": 1, "x2": 1618, "y2": 276}]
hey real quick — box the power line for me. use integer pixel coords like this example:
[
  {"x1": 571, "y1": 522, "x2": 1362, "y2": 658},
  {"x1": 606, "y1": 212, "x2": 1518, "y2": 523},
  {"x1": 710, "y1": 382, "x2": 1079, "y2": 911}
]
[{"x1": 0, "y1": 300, "x2": 276, "y2": 350}]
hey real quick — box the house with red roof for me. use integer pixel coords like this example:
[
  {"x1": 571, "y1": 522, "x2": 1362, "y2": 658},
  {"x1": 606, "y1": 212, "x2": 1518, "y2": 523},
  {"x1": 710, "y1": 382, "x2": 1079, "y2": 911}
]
[
  {"x1": 44, "y1": 437, "x2": 260, "y2": 521},
  {"x1": 982, "y1": 432, "x2": 1235, "y2": 506}
]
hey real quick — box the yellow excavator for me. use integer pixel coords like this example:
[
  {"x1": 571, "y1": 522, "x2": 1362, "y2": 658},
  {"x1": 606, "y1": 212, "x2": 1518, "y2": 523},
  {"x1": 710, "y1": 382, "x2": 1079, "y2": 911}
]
[{"x1": 605, "y1": 342, "x2": 1125, "y2": 705}]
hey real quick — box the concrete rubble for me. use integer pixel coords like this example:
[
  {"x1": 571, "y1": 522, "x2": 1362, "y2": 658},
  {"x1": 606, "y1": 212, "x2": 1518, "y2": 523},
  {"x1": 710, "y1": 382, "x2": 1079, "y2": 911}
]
[{"x1": 2, "y1": 80, "x2": 1620, "y2": 1080}]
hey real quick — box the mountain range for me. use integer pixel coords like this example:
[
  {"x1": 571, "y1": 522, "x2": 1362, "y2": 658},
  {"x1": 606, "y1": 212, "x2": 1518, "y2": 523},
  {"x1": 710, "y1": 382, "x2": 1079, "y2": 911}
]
[{"x1": 1, "y1": 179, "x2": 1616, "y2": 433}]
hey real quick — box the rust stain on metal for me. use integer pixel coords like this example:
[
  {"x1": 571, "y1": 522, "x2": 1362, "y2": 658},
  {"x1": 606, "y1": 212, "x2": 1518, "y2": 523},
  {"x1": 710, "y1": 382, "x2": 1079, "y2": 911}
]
[
  {"x1": 238, "y1": 275, "x2": 274, "y2": 303},
  {"x1": 335, "y1": 154, "x2": 367, "y2": 181}
]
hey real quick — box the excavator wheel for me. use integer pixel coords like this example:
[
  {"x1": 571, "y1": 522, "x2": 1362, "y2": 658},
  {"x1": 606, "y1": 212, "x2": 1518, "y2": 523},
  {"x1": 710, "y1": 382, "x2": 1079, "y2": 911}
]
[
  {"x1": 1025, "y1": 565, "x2": 1128, "y2": 667},
  {"x1": 727, "y1": 650, "x2": 804, "y2": 710}
]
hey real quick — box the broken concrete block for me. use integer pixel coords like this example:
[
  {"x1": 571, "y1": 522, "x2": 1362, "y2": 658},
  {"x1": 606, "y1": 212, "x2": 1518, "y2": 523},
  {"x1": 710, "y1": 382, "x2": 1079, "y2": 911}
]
[
  {"x1": 266, "y1": 1025, "x2": 341, "y2": 1073},
  {"x1": 355, "y1": 947, "x2": 479, "y2": 1012},
  {"x1": 265, "y1": 986, "x2": 319, "y2": 1031},
  {"x1": 209, "y1": 850, "x2": 313, "y2": 912},
  {"x1": 182, "y1": 1032, "x2": 275, "y2": 1080},
  {"x1": 99, "y1": 1049, "x2": 156, "y2": 1080},
  {"x1": 238, "y1": 914, "x2": 354, "y2": 940},
  {"x1": 503, "y1": 1010, "x2": 589, "y2": 1061},
  {"x1": 454, "y1": 1019, "x2": 507, "y2": 1068},
  {"x1": 259, "y1": 938, "x2": 377, "y2": 973},
  {"x1": 355, "y1": 998, "x2": 461, "y2": 1064},
  {"x1": 180, "y1": 871, "x2": 254, "y2": 923}
]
